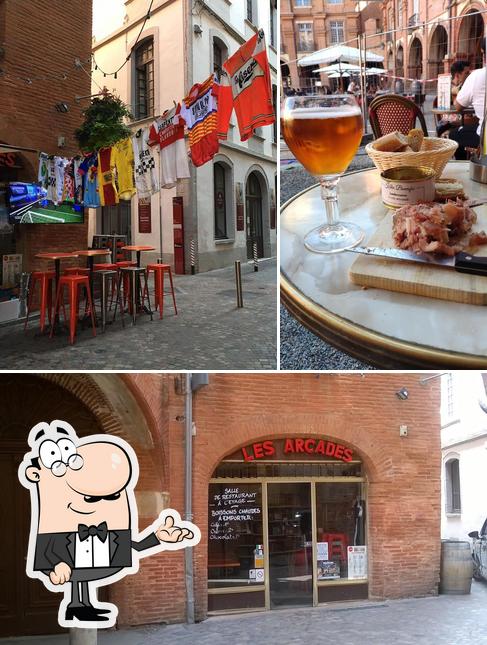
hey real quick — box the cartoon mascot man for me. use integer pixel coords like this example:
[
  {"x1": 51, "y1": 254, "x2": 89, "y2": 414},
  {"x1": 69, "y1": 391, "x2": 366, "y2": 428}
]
[{"x1": 18, "y1": 420, "x2": 200, "y2": 629}]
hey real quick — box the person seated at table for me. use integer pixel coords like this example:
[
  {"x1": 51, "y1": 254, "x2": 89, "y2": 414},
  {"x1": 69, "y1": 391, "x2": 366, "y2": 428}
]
[
  {"x1": 436, "y1": 61, "x2": 471, "y2": 136},
  {"x1": 449, "y1": 39, "x2": 486, "y2": 160}
]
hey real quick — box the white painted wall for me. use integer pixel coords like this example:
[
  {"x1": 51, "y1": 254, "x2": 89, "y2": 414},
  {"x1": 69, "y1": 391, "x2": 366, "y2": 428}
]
[{"x1": 441, "y1": 372, "x2": 487, "y2": 541}]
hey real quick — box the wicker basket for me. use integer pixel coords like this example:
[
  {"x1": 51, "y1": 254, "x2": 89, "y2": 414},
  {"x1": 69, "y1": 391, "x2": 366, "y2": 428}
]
[{"x1": 365, "y1": 137, "x2": 458, "y2": 178}]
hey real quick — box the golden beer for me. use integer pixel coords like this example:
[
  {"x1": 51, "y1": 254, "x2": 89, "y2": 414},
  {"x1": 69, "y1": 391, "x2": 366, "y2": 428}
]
[{"x1": 281, "y1": 108, "x2": 363, "y2": 176}]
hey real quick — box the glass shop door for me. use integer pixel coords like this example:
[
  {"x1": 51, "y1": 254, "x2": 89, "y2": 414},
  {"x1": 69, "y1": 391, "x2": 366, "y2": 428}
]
[{"x1": 267, "y1": 482, "x2": 313, "y2": 608}]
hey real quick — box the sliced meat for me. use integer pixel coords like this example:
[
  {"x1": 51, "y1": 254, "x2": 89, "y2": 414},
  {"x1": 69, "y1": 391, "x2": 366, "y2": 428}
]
[{"x1": 392, "y1": 200, "x2": 478, "y2": 256}]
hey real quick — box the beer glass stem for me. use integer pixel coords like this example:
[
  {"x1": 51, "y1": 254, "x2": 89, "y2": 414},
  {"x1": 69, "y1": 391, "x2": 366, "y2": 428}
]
[{"x1": 320, "y1": 178, "x2": 340, "y2": 230}]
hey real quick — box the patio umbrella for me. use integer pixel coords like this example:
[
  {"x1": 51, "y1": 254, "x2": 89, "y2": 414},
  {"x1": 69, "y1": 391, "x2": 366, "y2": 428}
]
[
  {"x1": 313, "y1": 63, "x2": 362, "y2": 74},
  {"x1": 327, "y1": 71, "x2": 350, "y2": 78},
  {"x1": 298, "y1": 44, "x2": 383, "y2": 68},
  {"x1": 365, "y1": 67, "x2": 387, "y2": 75}
]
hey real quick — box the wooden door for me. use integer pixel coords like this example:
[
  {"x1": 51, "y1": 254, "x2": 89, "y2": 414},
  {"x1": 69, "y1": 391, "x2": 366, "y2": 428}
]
[{"x1": 0, "y1": 448, "x2": 63, "y2": 637}]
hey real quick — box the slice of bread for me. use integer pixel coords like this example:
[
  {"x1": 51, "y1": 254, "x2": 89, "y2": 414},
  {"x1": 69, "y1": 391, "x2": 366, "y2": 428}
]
[
  {"x1": 434, "y1": 178, "x2": 466, "y2": 201},
  {"x1": 407, "y1": 128, "x2": 424, "y2": 152},
  {"x1": 373, "y1": 131, "x2": 409, "y2": 152}
]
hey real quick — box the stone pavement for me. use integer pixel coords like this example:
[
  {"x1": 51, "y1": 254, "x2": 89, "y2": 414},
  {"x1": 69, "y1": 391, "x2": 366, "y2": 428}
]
[
  {"x1": 4, "y1": 581, "x2": 487, "y2": 645},
  {"x1": 1, "y1": 259, "x2": 276, "y2": 370}
]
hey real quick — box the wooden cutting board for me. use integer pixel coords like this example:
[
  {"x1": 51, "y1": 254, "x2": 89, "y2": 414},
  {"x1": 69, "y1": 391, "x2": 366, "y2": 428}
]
[{"x1": 349, "y1": 206, "x2": 487, "y2": 305}]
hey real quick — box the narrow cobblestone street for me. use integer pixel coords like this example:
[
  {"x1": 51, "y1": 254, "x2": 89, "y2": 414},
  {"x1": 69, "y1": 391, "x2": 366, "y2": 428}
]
[
  {"x1": 2, "y1": 259, "x2": 276, "y2": 370},
  {"x1": 4, "y1": 581, "x2": 487, "y2": 645}
]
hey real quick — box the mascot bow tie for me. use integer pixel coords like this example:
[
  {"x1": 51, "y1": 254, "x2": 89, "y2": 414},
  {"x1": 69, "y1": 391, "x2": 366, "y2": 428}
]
[{"x1": 77, "y1": 521, "x2": 108, "y2": 542}]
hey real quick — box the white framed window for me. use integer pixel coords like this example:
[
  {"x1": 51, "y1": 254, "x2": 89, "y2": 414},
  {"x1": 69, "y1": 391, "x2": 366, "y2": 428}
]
[
  {"x1": 294, "y1": 0, "x2": 312, "y2": 6},
  {"x1": 296, "y1": 22, "x2": 314, "y2": 52},
  {"x1": 327, "y1": 0, "x2": 343, "y2": 4},
  {"x1": 445, "y1": 458, "x2": 461, "y2": 514},
  {"x1": 330, "y1": 21, "x2": 344, "y2": 45},
  {"x1": 441, "y1": 373, "x2": 459, "y2": 424}
]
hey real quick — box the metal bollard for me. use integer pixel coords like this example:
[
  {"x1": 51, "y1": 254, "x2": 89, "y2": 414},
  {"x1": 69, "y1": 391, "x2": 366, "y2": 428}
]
[
  {"x1": 235, "y1": 261, "x2": 243, "y2": 308},
  {"x1": 190, "y1": 239, "x2": 196, "y2": 275},
  {"x1": 70, "y1": 627, "x2": 97, "y2": 645},
  {"x1": 252, "y1": 242, "x2": 258, "y2": 272}
]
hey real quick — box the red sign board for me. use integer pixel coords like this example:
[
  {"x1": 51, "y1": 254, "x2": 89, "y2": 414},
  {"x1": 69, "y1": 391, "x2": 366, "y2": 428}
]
[
  {"x1": 241, "y1": 438, "x2": 354, "y2": 463},
  {"x1": 138, "y1": 199, "x2": 151, "y2": 234},
  {"x1": 236, "y1": 204, "x2": 245, "y2": 231},
  {"x1": 0, "y1": 153, "x2": 22, "y2": 169}
]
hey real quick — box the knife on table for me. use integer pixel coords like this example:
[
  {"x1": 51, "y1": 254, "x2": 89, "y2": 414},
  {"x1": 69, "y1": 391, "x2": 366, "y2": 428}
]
[{"x1": 348, "y1": 247, "x2": 487, "y2": 276}]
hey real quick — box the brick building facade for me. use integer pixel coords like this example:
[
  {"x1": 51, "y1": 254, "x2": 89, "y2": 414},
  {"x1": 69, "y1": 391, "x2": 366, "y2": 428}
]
[
  {"x1": 281, "y1": 0, "x2": 362, "y2": 91},
  {"x1": 381, "y1": 0, "x2": 486, "y2": 89},
  {"x1": 1, "y1": 372, "x2": 441, "y2": 637},
  {"x1": 0, "y1": 0, "x2": 92, "y2": 302}
]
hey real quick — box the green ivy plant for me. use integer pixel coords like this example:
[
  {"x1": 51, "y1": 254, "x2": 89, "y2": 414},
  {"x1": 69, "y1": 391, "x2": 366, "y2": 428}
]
[{"x1": 75, "y1": 94, "x2": 133, "y2": 152}]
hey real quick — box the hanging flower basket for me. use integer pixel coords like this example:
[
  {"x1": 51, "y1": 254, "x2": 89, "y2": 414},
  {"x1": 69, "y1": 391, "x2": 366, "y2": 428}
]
[{"x1": 75, "y1": 94, "x2": 133, "y2": 152}]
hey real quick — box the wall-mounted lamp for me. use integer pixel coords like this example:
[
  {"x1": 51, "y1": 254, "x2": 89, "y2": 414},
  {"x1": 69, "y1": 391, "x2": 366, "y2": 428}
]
[
  {"x1": 193, "y1": 24, "x2": 203, "y2": 36},
  {"x1": 396, "y1": 387, "x2": 409, "y2": 401},
  {"x1": 54, "y1": 102, "x2": 69, "y2": 113}
]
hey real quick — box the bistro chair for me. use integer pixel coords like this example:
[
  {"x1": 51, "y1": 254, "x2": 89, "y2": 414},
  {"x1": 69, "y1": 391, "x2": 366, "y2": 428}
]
[{"x1": 368, "y1": 94, "x2": 428, "y2": 139}]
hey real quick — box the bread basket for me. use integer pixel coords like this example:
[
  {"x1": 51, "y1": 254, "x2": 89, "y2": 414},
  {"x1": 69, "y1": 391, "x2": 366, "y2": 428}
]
[{"x1": 365, "y1": 137, "x2": 458, "y2": 178}]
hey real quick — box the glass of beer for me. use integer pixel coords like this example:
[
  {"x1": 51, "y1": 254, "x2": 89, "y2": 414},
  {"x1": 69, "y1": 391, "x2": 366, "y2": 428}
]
[{"x1": 281, "y1": 95, "x2": 364, "y2": 253}]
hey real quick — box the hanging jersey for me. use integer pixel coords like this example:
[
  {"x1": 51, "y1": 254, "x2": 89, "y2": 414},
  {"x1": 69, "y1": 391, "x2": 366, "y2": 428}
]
[
  {"x1": 73, "y1": 157, "x2": 83, "y2": 205},
  {"x1": 112, "y1": 138, "x2": 136, "y2": 200},
  {"x1": 181, "y1": 75, "x2": 223, "y2": 167},
  {"x1": 62, "y1": 160, "x2": 75, "y2": 203},
  {"x1": 38, "y1": 153, "x2": 49, "y2": 189},
  {"x1": 47, "y1": 156, "x2": 67, "y2": 205},
  {"x1": 98, "y1": 147, "x2": 119, "y2": 207},
  {"x1": 148, "y1": 104, "x2": 190, "y2": 188},
  {"x1": 132, "y1": 128, "x2": 159, "y2": 198},
  {"x1": 79, "y1": 153, "x2": 100, "y2": 208},
  {"x1": 223, "y1": 30, "x2": 275, "y2": 142}
]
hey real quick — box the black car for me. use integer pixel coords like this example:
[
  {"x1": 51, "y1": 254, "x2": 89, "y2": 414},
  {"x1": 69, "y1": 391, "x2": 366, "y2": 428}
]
[{"x1": 469, "y1": 518, "x2": 487, "y2": 580}]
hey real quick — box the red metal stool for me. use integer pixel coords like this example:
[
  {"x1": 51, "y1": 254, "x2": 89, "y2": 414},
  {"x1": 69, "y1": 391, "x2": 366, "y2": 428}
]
[
  {"x1": 50, "y1": 275, "x2": 96, "y2": 344},
  {"x1": 145, "y1": 264, "x2": 178, "y2": 319},
  {"x1": 24, "y1": 271, "x2": 55, "y2": 334},
  {"x1": 115, "y1": 261, "x2": 137, "y2": 309},
  {"x1": 63, "y1": 267, "x2": 90, "y2": 276}
]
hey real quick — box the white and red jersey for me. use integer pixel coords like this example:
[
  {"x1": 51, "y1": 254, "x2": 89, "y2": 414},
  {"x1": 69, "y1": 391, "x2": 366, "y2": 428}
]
[
  {"x1": 148, "y1": 104, "x2": 190, "y2": 188},
  {"x1": 223, "y1": 30, "x2": 275, "y2": 142}
]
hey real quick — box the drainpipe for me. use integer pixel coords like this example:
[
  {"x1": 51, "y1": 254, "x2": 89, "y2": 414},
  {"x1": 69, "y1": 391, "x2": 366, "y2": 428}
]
[
  {"x1": 184, "y1": 372, "x2": 195, "y2": 624},
  {"x1": 184, "y1": 372, "x2": 209, "y2": 624},
  {"x1": 185, "y1": 0, "x2": 198, "y2": 273}
]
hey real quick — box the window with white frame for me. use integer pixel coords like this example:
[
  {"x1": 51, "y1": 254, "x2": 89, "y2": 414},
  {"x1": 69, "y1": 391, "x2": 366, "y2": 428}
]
[
  {"x1": 330, "y1": 21, "x2": 344, "y2": 45},
  {"x1": 327, "y1": 0, "x2": 343, "y2": 4},
  {"x1": 296, "y1": 22, "x2": 314, "y2": 51},
  {"x1": 294, "y1": 0, "x2": 312, "y2": 6},
  {"x1": 247, "y1": 0, "x2": 258, "y2": 24},
  {"x1": 445, "y1": 458, "x2": 461, "y2": 514},
  {"x1": 270, "y1": 0, "x2": 277, "y2": 48},
  {"x1": 441, "y1": 373, "x2": 459, "y2": 423}
]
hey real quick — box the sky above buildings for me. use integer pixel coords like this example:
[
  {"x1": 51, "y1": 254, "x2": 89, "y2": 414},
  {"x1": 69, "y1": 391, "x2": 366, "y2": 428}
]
[{"x1": 93, "y1": 0, "x2": 125, "y2": 41}]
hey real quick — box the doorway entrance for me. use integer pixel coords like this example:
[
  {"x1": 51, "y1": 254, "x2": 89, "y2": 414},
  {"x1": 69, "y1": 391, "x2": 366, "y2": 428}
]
[
  {"x1": 101, "y1": 201, "x2": 131, "y2": 242},
  {"x1": 245, "y1": 172, "x2": 264, "y2": 259},
  {"x1": 208, "y1": 440, "x2": 368, "y2": 615},
  {"x1": 268, "y1": 482, "x2": 312, "y2": 608}
]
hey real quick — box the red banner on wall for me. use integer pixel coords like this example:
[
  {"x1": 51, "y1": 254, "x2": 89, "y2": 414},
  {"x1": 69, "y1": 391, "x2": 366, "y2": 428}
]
[{"x1": 138, "y1": 199, "x2": 151, "y2": 234}]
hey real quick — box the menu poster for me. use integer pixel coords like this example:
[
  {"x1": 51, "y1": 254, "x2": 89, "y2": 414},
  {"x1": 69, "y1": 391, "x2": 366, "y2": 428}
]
[
  {"x1": 209, "y1": 486, "x2": 261, "y2": 542},
  {"x1": 317, "y1": 541, "x2": 329, "y2": 561},
  {"x1": 347, "y1": 545, "x2": 367, "y2": 579},
  {"x1": 2, "y1": 254, "x2": 22, "y2": 288},
  {"x1": 317, "y1": 560, "x2": 340, "y2": 580},
  {"x1": 437, "y1": 73, "x2": 452, "y2": 110}
]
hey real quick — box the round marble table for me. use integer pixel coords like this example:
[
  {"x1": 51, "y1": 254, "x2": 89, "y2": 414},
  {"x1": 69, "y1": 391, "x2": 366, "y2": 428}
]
[{"x1": 280, "y1": 161, "x2": 487, "y2": 368}]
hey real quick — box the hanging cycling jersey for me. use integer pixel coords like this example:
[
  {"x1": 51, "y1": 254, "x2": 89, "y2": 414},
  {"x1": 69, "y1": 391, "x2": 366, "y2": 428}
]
[
  {"x1": 78, "y1": 153, "x2": 100, "y2": 208},
  {"x1": 223, "y1": 30, "x2": 275, "y2": 142},
  {"x1": 98, "y1": 147, "x2": 119, "y2": 207},
  {"x1": 131, "y1": 128, "x2": 159, "y2": 198},
  {"x1": 112, "y1": 138, "x2": 136, "y2": 200},
  {"x1": 148, "y1": 104, "x2": 190, "y2": 188},
  {"x1": 180, "y1": 74, "x2": 232, "y2": 167}
]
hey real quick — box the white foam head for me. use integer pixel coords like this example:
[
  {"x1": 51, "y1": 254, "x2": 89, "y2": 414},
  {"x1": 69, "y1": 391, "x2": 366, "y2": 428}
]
[{"x1": 282, "y1": 104, "x2": 362, "y2": 119}]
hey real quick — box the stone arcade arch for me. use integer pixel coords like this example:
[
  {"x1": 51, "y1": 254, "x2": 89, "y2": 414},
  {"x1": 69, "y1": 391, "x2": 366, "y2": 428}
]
[
  {"x1": 457, "y1": 9, "x2": 485, "y2": 69},
  {"x1": 429, "y1": 25, "x2": 448, "y2": 79}
]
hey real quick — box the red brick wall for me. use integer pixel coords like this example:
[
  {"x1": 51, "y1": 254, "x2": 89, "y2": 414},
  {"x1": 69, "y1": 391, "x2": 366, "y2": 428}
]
[
  {"x1": 0, "y1": 0, "x2": 93, "y2": 272},
  {"x1": 90, "y1": 374, "x2": 441, "y2": 626},
  {"x1": 188, "y1": 373, "x2": 441, "y2": 617}
]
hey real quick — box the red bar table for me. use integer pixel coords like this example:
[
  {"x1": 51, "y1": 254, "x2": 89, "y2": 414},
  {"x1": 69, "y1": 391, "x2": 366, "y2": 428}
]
[
  {"x1": 121, "y1": 245, "x2": 155, "y2": 267},
  {"x1": 35, "y1": 252, "x2": 79, "y2": 332}
]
